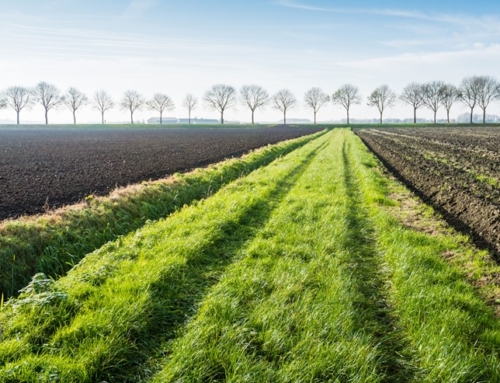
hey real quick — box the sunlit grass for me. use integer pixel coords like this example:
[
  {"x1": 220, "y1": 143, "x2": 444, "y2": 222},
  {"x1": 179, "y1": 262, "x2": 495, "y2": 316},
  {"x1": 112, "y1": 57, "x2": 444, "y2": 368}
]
[
  {"x1": 0, "y1": 130, "x2": 325, "y2": 299},
  {"x1": 0, "y1": 132, "x2": 330, "y2": 382}
]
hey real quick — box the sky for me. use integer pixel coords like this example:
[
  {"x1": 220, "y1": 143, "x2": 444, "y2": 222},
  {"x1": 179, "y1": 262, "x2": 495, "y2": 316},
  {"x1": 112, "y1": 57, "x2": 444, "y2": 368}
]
[{"x1": 2, "y1": 0, "x2": 500, "y2": 124}]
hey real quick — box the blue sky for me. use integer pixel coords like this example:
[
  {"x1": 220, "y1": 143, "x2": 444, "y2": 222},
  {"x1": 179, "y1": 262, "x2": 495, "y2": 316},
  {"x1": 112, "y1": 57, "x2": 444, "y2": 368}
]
[{"x1": 2, "y1": 0, "x2": 500, "y2": 123}]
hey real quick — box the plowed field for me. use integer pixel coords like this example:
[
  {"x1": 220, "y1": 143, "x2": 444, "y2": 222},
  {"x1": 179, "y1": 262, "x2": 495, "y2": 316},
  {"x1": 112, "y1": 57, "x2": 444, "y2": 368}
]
[
  {"x1": 0, "y1": 125, "x2": 322, "y2": 219},
  {"x1": 356, "y1": 127, "x2": 500, "y2": 256}
]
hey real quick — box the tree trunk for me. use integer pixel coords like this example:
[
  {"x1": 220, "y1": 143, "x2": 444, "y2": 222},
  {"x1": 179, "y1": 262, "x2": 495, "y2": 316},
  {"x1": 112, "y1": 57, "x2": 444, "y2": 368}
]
[
  {"x1": 434, "y1": 110, "x2": 437, "y2": 124},
  {"x1": 160, "y1": 111, "x2": 163, "y2": 124},
  {"x1": 314, "y1": 111, "x2": 317, "y2": 124},
  {"x1": 447, "y1": 109, "x2": 450, "y2": 123},
  {"x1": 131, "y1": 111, "x2": 134, "y2": 124},
  {"x1": 221, "y1": 110, "x2": 224, "y2": 124},
  {"x1": 470, "y1": 108, "x2": 473, "y2": 124},
  {"x1": 16, "y1": 111, "x2": 20, "y2": 125},
  {"x1": 252, "y1": 109, "x2": 255, "y2": 124},
  {"x1": 101, "y1": 112, "x2": 105, "y2": 124},
  {"x1": 45, "y1": 110, "x2": 48, "y2": 125},
  {"x1": 347, "y1": 109, "x2": 350, "y2": 125},
  {"x1": 380, "y1": 111, "x2": 383, "y2": 124},
  {"x1": 284, "y1": 111, "x2": 286, "y2": 125},
  {"x1": 188, "y1": 110, "x2": 191, "y2": 124},
  {"x1": 483, "y1": 108, "x2": 486, "y2": 124},
  {"x1": 414, "y1": 107, "x2": 417, "y2": 124},
  {"x1": 73, "y1": 111, "x2": 76, "y2": 125}
]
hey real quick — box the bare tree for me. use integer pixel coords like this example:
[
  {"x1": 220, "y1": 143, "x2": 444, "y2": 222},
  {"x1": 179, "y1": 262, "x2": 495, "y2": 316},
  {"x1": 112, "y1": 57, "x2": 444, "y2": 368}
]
[
  {"x1": 440, "y1": 84, "x2": 460, "y2": 123},
  {"x1": 121, "y1": 90, "x2": 145, "y2": 124},
  {"x1": 240, "y1": 85, "x2": 269, "y2": 124},
  {"x1": 272, "y1": 89, "x2": 297, "y2": 124},
  {"x1": 304, "y1": 87, "x2": 329, "y2": 124},
  {"x1": 422, "y1": 81, "x2": 445, "y2": 124},
  {"x1": 400, "y1": 83, "x2": 425, "y2": 123},
  {"x1": 459, "y1": 76, "x2": 481, "y2": 124},
  {"x1": 147, "y1": 93, "x2": 174, "y2": 124},
  {"x1": 32, "y1": 82, "x2": 63, "y2": 124},
  {"x1": 367, "y1": 85, "x2": 396, "y2": 124},
  {"x1": 93, "y1": 90, "x2": 114, "y2": 124},
  {"x1": 3, "y1": 86, "x2": 32, "y2": 124},
  {"x1": 475, "y1": 76, "x2": 499, "y2": 124},
  {"x1": 331, "y1": 84, "x2": 360, "y2": 124},
  {"x1": 182, "y1": 94, "x2": 197, "y2": 124},
  {"x1": 204, "y1": 84, "x2": 237, "y2": 124},
  {"x1": 63, "y1": 87, "x2": 88, "y2": 124}
]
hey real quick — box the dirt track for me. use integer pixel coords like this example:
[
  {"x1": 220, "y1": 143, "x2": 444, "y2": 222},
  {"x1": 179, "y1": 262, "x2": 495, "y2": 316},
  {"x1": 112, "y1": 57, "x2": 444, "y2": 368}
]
[
  {"x1": 356, "y1": 127, "x2": 500, "y2": 256},
  {"x1": 0, "y1": 126, "x2": 322, "y2": 219}
]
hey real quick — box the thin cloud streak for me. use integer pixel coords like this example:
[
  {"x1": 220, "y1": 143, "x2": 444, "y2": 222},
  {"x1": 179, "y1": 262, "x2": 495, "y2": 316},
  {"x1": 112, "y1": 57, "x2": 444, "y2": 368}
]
[{"x1": 275, "y1": 0, "x2": 500, "y2": 27}]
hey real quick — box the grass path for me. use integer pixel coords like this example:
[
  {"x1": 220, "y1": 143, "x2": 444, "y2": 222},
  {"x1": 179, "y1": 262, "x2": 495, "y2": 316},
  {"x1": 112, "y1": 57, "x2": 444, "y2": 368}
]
[
  {"x1": 150, "y1": 130, "x2": 410, "y2": 382},
  {"x1": 0, "y1": 130, "x2": 324, "y2": 300},
  {"x1": 2, "y1": 129, "x2": 500, "y2": 382},
  {"x1": 0, "y1": 134, "x2": 328, "y2": 382}
]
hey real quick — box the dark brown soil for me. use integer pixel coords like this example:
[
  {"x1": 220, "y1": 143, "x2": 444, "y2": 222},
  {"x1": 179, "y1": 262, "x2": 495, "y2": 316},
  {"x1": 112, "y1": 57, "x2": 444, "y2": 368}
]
[
  {"x1": 355, "y1": 127, "x2": 500, "y2": 257},
  {"x1": 0, "y1": 125, "x2": 322, "y2": 220}
]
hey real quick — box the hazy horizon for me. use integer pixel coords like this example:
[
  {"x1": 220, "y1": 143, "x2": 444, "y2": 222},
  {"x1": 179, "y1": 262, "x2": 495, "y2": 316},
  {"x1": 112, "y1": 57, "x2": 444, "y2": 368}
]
[{"x1": 2, "y1": 0, "x2": 500, "y2": 124}]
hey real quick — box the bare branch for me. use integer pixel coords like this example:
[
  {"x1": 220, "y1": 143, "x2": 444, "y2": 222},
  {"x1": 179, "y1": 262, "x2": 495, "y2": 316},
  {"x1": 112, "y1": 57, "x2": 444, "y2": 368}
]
[
  {"x1": 304, "y1": 87, "x2": 329, "y2": 124},
  {"x1": 272, "y1": 89, "x2": 297, "y2": 125},
  {"x1": 475, "y1": 76, "x2": 498, "y2": 123},
  {"x1": 459, "y1": 76, "x2": 484, "y2": 124},
  {"x1": 93, "y1": 90, "x2": 114, "y2": 124},
  {"x1": 120, "y1": 90, "x2": 145, "y2": 124},
  {"x1": 182, "y1": 94, "x2": 198, "y2": 124},
  {"x1": 63, "y1": 87, "x2": 88, "y2": 124},
  {"x1": 204, "y1": 84, "x2": 237, "y2": 124},
  {"x1": 422, "y1": 81, "x2": 445, "y2": 124},
  {"x1": 3, "y1": 86, "x2": 32, "y2": 124},
  {"x1": 400, "y1": 83, "x2": 425, "y2": 123},
  {"x1": 32, "y1": 82, "x2": 63, "y2": 124},
  {"x1": 439, "y1": 84, "x2": 459, "y2": 123},
  {"x1": 147, "y1": 93, "x2": 175, "y2": 124},
  {"x1": 367, "y1": 85, "x2": 396, "y2": 124},
  {"x1": 332, "y1": 84, "x2": 360, "y2": 124},
  {"x1": 240, "y1": 85, "x2": 269, "y2": 124}
]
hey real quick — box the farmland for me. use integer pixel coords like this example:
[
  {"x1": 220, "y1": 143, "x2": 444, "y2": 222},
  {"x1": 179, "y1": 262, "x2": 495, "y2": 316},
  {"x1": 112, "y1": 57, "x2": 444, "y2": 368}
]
[
  {"x1": 0, "y1": 125, "x2": 323, "y2": 220},
  {"x1": 2, "y1": 129, "x2": 500, "y2": 381},
  {"x1": 356, "y1": 127, "x2": 500, "y2": 257}
]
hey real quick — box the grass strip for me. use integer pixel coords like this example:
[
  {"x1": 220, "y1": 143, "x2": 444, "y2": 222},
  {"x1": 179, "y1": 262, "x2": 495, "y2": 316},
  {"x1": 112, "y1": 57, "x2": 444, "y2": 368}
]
[
  {"x1": 349, "y1": 130, "x2": 500, "y2": 381},
  {"x1": 151, "y1": 129, "x2": 409, "y2": 382},
  {"x1": 0, "y1": 132, "x2": 329, "y2": 382},
  {"x1": 0, "y1": 130, "x2": 325, "y2": 299}
]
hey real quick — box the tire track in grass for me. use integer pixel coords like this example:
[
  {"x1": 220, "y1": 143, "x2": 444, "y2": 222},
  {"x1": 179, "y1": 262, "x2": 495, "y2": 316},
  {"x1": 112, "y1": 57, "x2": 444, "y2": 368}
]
[
  {"x1": 349, "y1": 131, "x2": 500, "y2": 381},
  {"x1": 150, "y1": 129, "x2": 410, "y2": 382},
  {"x1": 0, "y1": 135, "x2": 329, "y2": 382},
  {"x1": 340, "y1": 138, "x2": 416, "y2": 382}
]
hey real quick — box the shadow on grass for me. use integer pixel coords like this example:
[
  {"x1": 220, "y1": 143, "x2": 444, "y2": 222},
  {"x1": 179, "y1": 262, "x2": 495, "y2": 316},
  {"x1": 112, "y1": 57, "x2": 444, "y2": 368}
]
[
  {"x1": 341, "y1": 141, "x2": 417, "y2": 383},
  {"x1": 95, "y1": 141, "x2": 328, "y2": 382}
]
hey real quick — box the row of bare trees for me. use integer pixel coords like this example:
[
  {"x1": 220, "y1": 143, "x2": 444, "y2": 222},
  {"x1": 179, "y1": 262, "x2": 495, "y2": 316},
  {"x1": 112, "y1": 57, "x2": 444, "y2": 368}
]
[
  {"x1": 1, "y1": 76, "x2": 499, "y2": 124},
  {"x1": 0, "y1": 83, "x2": 179, "y2": 125}
]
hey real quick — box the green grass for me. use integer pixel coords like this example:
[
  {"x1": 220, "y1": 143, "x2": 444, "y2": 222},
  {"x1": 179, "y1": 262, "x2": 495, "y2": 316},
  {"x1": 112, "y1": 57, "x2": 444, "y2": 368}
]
[
  {"x1": 151, "y1": 129, "x2": 408, "y2": 382},
  {"x1": 2, "y1": 129, "x2": 500, "y2": 382},
  {"x1": 0, "y1": 132, "x2": 329, "y2": 382},
  {"x1": 0, "y1": 130, "x2": 325, "y2": 299},
  {"x1": 349, "y1": 131, "x2": 500, "y2": 381}
]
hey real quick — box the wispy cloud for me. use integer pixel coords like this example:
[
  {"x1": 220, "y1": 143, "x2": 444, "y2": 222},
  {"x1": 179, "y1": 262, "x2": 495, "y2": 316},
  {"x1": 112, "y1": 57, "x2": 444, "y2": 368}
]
[{"x1": 275, "y1": 0, "x2": 500, "y2": 27}]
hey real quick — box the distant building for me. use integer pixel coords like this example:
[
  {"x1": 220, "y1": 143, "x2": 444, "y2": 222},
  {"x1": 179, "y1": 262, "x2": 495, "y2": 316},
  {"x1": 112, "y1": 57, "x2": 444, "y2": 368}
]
[
  {"x1": 147, "y1": 117, "x2": 221, "y2": 124},
  {"x1": 177, "y1": 118, "x2": 220, "y2": 124},
  {"x1": 147, "y1": 117, "x2": 178, "y2": 124}
]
